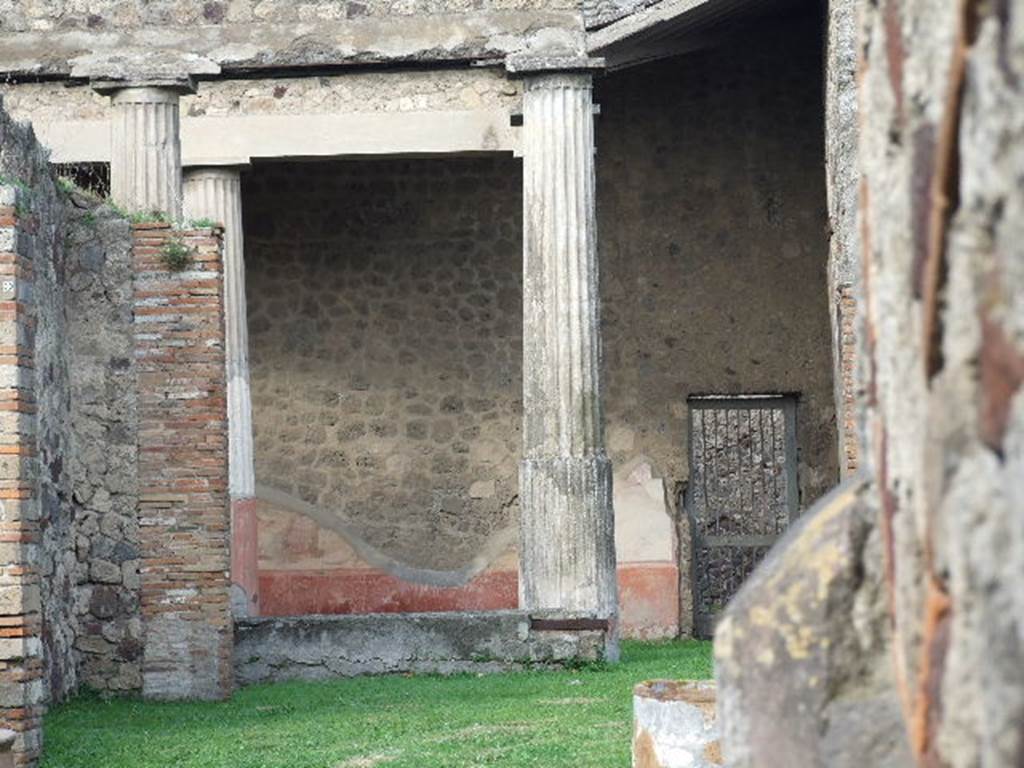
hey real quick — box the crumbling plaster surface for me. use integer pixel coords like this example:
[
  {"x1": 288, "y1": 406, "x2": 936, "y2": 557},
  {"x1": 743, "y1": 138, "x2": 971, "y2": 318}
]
[
  {"x1": 858, "y1": 0, "x2": 1024, "y2": 761},
  {"x1": 184, "y1": 69, "x2": 522, "y2": 117},
  {"x1": 583, "y1": 0, "x2": 661, "y2": 32}
]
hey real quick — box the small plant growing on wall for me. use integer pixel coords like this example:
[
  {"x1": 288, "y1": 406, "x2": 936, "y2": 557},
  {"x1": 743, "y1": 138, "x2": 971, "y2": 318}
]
[
  {"x1": 161, "y1": 237, "x2": 193, "y2": 272},
  {"x1": 0, "y1": 175, "x2": 32, "y2": 218}
]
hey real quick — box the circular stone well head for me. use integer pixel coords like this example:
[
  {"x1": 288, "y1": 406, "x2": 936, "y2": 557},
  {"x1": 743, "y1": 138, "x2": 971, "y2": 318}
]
[{"x1": 632, "y1": 680, "x2": 721, "y2": 768}]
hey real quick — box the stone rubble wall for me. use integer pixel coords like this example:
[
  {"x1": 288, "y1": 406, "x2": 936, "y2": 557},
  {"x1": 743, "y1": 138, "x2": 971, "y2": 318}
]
[
  {"x1": 243, "y1": 22, "x2": 836, "y2": 639},
  {"x1": 596, "y1": 17, "x2": 837, "y2": 636},
  {"x1": 65, "y1": 200, "x2": 141, "y2": 696},
  {"x1": 596, "y1": 19, "x2": 837, "y2": 509},
  {"x1": 132, "y1": 224, "x2": 232, "y2": 701},
  {"x1": 245, "y1": 157, "x2": 523, "y2": 578}
]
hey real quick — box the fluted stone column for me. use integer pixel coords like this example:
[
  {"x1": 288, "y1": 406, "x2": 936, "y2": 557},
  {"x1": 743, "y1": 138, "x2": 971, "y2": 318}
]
[
  {"x1": 109, "y1": 87, "x2": 184, "y2": 220},
  {"x1": 183, "y1": 167, "x2": 259, "y2": 617},
  {"x1": 519, "y1": 72, "x2": 618, "y2": 632}
]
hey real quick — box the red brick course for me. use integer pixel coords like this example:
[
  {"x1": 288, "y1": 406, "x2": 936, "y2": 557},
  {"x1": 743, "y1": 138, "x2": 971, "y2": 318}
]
[
  {"x1": 0, "y1": 201, "x2": 45, "y2": 767},
  {"x1": 132, "y1": 224, "x2": 233, "y2": 700}
]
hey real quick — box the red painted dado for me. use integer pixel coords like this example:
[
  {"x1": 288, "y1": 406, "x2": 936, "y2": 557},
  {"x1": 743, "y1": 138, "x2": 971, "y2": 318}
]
[
  {"x1": 258, "y1": 562, "x2": 680, "y2": 638},
  {"x1": 259, "y1": 568, "x2": 518, "y2": 616},
  {"x1": 231, "y1": 497, "x2": 260, "y2": 615},
  {"x1": 616, "y1": 563, "x2": 680, "y2": 639}
]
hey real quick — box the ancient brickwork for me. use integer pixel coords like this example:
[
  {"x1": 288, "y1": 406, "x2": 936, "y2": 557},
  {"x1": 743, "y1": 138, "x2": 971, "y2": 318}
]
[
  {"x1": 0, "y1": 103, "x2": 78, "y2": 767},
  {"x1": 132, "y1": 224, "x2": 232, "y2": 701},
  {"x1": 245, "y1": 157, "x2": 522, "y2": 578},
  {"x1": 0, "y1": 182, "x2": 49, "y2": 768},
  {"x1": 65, "y1": 201, "x2": 141, "y2": 695}
]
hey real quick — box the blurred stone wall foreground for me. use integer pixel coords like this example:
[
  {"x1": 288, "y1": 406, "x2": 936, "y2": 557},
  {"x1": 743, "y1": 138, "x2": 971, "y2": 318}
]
[{"x1": 715, "y1": 1, "x2": 1024, "y2": 766}]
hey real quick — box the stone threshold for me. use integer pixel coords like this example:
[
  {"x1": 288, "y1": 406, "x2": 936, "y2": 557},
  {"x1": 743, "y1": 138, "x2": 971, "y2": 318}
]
[{"x1": 234, "y1": 609, "x2": 613, "y2": 686}]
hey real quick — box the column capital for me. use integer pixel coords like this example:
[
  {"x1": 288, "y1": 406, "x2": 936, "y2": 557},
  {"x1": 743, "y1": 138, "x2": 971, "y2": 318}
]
[
  {"x1": 92, "y1": 78, "x2": 196, "y2": 98},
  {"x1": 505, "y1": 54, "x2": 605, "y2": 77},
  {"x1": 520, "y1": 71, "x2": 597, "y2": 93},
  {"x1": 184, "y1": 166, "x2": 248, "y2": 185},
  {"x1": 77, "y1": 50, "x2": 214, "y2": 95}
]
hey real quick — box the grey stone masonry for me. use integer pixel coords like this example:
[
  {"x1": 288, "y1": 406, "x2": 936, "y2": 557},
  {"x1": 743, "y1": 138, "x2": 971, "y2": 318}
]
[
  {"x1": 518, "y1": 71, "x2": 618, "y2": 646},
  {"x1": 66, "y1": 198, "x2": 142, "y2": 696},
  {"x1": 234, "y1": 611, "x2": 609, "y2": 685}
]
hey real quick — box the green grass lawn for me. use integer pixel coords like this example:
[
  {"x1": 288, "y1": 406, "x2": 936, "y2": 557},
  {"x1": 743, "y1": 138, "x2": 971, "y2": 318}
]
[{"x1": 42, "y1": 640, "x2": 711, "y2": 768}]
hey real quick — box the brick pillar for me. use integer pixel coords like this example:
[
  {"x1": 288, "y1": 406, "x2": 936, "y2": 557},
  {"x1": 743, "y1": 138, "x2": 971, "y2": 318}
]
[
  {"x1": 183, "y1": 168, "x2": 259, "y2": 618},
  {"x1": 0, "y1": 187, "x2": 45, "y2": 764},
  {"x1": 516, "y1": 63, "x2": 618, "y2": 654},
  {"x1": 132, "y1": 222, "x2": 232, "y2": 700}
]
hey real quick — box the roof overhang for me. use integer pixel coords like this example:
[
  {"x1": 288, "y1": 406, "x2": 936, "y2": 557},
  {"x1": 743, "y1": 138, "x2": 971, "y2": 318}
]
[{"x1": 587, "y1": 0, "x2": 812, "y2": 70}]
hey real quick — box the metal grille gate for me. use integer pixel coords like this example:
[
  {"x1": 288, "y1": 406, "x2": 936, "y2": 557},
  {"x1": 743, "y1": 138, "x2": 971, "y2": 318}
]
[{"x1": 685, "y1": 395, "x2": 798, "y2": 638}]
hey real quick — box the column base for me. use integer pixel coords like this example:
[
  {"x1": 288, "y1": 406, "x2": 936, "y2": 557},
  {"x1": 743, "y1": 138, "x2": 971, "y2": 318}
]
[
  {"x1": 519, "y1": 455, "x2": 618, "y2": 621},
  {"x1": 231, "y1": 497, "x2": 260, "y2": 618}
]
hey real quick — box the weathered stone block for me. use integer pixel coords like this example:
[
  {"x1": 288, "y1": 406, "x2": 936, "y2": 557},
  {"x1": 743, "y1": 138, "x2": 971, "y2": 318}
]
[
  {"x1": 234, "y1": 610, "x2": 610, "y2": 686},
  {"x1": 715, "y1": 478, "x2": 912, "y2": 767},
  {"x1": 0, "y1": 585, "x2": 38, "y2": 616}
]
